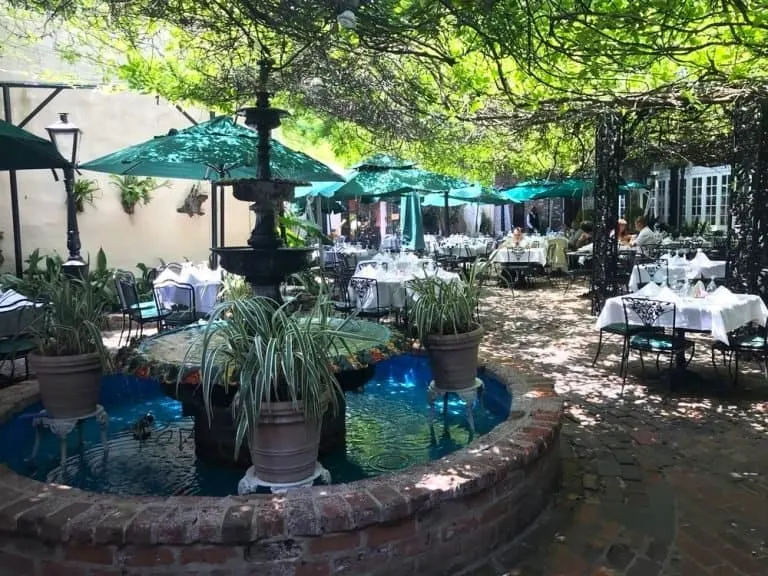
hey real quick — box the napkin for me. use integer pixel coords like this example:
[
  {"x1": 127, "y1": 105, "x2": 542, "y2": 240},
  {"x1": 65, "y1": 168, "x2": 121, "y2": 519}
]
[
  {"x1": 707, "y1": 285, "x2": 735, "y2": 304},
  {"x1": 669, "y1": 255, "x2": 687, "y2": 267},
  {"x1": 656, "y1": 285, "x2": 682, "y2": 304},
  {"x1": 577, "y1": 243, "x2": 593, "y2": 253},
  {"x1": 692, "y1": 249, "x2": 712, "y2": 266},
  {"x1": 635, "y1": 282, "x2": 661, "y2": 297}
]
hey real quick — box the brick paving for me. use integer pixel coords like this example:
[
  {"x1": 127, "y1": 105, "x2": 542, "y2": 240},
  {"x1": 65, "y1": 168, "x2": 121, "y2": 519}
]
[{"x1": 465, "y1": 284, "x2": 768, "y2": 576}]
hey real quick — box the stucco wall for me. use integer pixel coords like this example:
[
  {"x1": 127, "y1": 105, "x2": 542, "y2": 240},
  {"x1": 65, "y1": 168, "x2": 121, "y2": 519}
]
[{"x1": 0, "y1": 88, "x2": 255, "y2": 273}]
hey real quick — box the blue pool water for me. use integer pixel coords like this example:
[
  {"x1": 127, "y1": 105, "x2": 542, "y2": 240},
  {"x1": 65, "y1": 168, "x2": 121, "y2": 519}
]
[{"x1": 0, "y1": 355, "x2": 511, "y2": 496}]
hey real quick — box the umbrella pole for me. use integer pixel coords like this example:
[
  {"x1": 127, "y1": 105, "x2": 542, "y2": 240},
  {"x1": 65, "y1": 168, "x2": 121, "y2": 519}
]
[
  {"x1": 219, "y1": 186, "x2": 225, "y2": 248},
  {"x1": 210, "y1": 182, "x2": 218, "y2": 268},
  {"x1": 3, "y1": 87, "x2": 23, "y2": 276},
  {"x1": 444, "y1": 191, "x2": 450, "y2": 236}
]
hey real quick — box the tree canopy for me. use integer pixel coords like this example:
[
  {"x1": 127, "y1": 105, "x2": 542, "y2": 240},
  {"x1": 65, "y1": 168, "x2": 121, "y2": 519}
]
[{"x1": 9, "y1": 0, "x2": 768, "y2": 180}]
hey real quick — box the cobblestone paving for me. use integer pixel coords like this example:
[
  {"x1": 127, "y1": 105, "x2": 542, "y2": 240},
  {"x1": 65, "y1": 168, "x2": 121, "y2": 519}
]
[{"x1": 465, "y1": 284, "x2": 768, "y2": 576}]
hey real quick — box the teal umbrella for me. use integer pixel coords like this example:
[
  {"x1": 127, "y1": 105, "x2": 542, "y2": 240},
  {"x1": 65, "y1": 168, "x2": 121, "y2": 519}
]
[
  {"x1": 294, "y1": 180, "x2": 344, "y2": 198},
  {"x1": 80, "y1": 116, "x2": 343, "y2": 183},
  {"x1": 0, "y1": 119, "x2": 69, "y2": 171},
  {"x1": 500, "y1": 181, "x2": 552, "y2": 202},
  {"x1": 400, "y1": 191, "x2": 425, "y2": 251},
  {"x1": 329, "y1": 154, "x2": 469, "y2": 201},
  {"x1": 422, "y1": 193, "x2": 467, "y2": 207}
]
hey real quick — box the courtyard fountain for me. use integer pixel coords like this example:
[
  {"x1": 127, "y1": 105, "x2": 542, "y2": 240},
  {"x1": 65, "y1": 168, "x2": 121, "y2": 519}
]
[{"x1": 0, "y1": 61, "x2": 561, "y2": 576}]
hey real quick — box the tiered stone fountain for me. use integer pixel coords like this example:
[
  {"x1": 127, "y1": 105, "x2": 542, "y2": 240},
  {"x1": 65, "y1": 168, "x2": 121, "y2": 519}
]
[{"x1": 155, "y1": 60, "x2": 379, "y2": 468}]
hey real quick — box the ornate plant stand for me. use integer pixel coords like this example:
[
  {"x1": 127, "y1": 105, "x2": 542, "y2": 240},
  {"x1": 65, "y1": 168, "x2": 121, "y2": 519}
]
[
  {"x1": 29, "y1": 405, "x2": 109, "y2": 469},
  {"x1": 428, "y1": 378, "x2": 484, "y2": 432},
  {"x1": 238, "y1": 462, "x2": 331, "y2": 495}
]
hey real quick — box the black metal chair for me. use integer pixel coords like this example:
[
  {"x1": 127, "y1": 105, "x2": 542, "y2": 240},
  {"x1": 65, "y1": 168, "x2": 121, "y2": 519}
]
[
  {"x1": 349, "y1": 277, "x2": 389, "y2": 321},
  {"x1": 153, "y1": 279, "x2": 198, "y2": 329},
  {"x1": 329, "y1": 268, "x2": 355, "y2": 314},
  {"x1": 622, "y1": 297, "x2": 695, "y2": 392},
  {"x1": 0, "y1": 300, "x2": 40, "y2": 384},
  {"x1": 115, "y1": 271, "x2": 169, "y2": 343},
  {"x1": 711, "y1": 323, "x2": 768, "y2": 387},
  {"x1": 564, "y1": 253, "x2": 592, "y2": 294},
  {"x1": 501, "y1": 247, "x2": 532, "y2": 288}
]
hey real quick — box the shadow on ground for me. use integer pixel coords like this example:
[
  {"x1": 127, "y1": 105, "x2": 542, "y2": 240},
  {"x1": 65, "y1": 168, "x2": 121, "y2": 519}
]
[{"x1": 465, "y1": 284, "x2": 768, "y2": 576}]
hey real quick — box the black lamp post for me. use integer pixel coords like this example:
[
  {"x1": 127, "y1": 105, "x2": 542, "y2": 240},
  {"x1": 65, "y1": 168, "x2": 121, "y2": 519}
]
[{"x1": 46, "y1": 113, "x2": 88, "y2": 278}]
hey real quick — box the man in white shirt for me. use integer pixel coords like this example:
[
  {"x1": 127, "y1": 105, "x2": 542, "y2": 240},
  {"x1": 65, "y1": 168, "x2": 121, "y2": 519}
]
[{"x1": 632, "y1": 215, "x2": 657, "y2": 255}]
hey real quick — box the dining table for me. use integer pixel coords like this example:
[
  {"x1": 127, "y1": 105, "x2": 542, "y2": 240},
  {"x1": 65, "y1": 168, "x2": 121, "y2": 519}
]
[
  {"x1": 154, "y1": 264, "x2": 223, "y2": 314},
  {"x1": 628, "y1": 251, "x2": 726, "y2": 292}
]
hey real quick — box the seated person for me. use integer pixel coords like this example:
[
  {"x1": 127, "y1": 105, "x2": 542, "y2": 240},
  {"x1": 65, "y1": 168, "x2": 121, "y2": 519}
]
[
  {"x1": 632, "y1": 215, "x2": 657, "y2": 254},
  {"x1": 611, "y1": 218, "x2": 631, "y2": 245},
  {"x1": 568, "y1": 222, "x2": 593, "y2": 250},
  {"x1": 501, "y1": 227, "x2": 525, "y2": 248}
]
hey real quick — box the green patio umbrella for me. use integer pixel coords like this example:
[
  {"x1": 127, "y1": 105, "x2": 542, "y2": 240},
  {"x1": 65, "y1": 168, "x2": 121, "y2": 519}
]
[
  {"x1": 80, "y1": 116, "x2": 343, "y2": 183},
  {"x1": 0, "y1": 119, "x2": 69, "y2": 171},
  {"x1": 422, "y1": 193, "x2": 467, "y2": 207},
  {"x1": 400, "y1": 191, "x2": 425, "y2": 251},
  {"x1": 500, "y1": 181, "x2": 553, "y2": 202},
  {"x1": 329, "y1": 154, "x2": 469, "y2": 201}
]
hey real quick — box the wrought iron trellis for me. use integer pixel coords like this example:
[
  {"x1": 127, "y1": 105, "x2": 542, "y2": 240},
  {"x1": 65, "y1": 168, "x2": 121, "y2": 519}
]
[
  {"x1": 728, "y1": 97, "x2": 768, "y2": 303},
  {"x1": 590, "y1": 111, "x2": 623, "y2": 314}
]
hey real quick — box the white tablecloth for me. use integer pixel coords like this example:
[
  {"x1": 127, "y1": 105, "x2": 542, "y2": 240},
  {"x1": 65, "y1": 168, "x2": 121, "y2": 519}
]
[
  {"x1": 494, "y1": 247, "x2": 547, "y2": 266},
  {"x1": 596, "y1": 286, "x2": 768, "y2": 345},
  {"x1": 348, "y1": 268, "x2": 460, "y2": 311},
  {"x1": 629, "y1": 260, "x2": 727, "y2": 291},
  {"x1": 154, "y1": 266, "x2": 222, "y2": 314}
]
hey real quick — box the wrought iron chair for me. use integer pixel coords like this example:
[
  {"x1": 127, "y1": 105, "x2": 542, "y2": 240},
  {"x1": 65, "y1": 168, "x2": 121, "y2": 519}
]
[
  {"x1": 329, "y1": 268, "x2": 355, "y2": 314},
  {"x1": 153, "y1": 279, "x2": 198, "y2": 329},
  {"x1": 115, "y1": 271, "x2": 170, "y2": 343},
  {"x1": 164, "y1": 261, "x2": 184, "y2": 275},
  {"x1": 0, "y1": 299, "x2": 41, "y2": 384},
  {"x1": 349, "y1": 277, "x2": 389, "y2": 321},
  {"x1": 563, "y1": 253, "x2": 592, "y2": 295},
  {"x1": 622, "y1": 297, "x2": 695, "y2": 391},
  {"x1": 501, "y1": 247, "x2": 532, "y2": 287},
  {"x1": 711, "y1": 322, "x2": 768, "y2": 387}
]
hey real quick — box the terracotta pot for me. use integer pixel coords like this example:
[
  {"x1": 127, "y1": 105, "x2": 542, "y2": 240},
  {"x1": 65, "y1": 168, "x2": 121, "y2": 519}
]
[
  {"x1": 250, "y1": 401, "x2": 321, "y2": 483},
  {"x1": 30, "y1": 352, "x2": 103, "y2": 419},
  {"x1": 424, "y1": 325, "x2": 484, "y2": 391}
]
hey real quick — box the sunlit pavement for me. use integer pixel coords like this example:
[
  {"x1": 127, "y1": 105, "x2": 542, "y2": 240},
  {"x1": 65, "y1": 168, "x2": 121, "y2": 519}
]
[{"x1": 464, "y1": 283, "x2": 768, "y2": 576}]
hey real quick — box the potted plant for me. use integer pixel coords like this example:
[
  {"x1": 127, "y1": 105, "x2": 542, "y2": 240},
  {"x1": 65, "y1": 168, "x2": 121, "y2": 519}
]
[
  {"x1": 190, "y1": 296, "x2": 350, "y2": 483},
  {"x1": 27, "y1": 268, "x2": 111, "y2": 419},
  {"x1": 408, "y1": 258, "x2": 490, "y2": 391}
]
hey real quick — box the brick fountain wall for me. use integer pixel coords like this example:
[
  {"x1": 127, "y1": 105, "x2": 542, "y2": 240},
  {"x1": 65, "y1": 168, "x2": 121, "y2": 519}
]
[{"x1": 0, "y1": 366, "x2": 562, "y2": 576}]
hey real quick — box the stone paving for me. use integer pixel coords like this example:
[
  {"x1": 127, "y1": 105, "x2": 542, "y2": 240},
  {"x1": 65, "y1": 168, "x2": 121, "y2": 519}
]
[{"x1": 463, "y1": 283, "x2": 768, "y2": 576}]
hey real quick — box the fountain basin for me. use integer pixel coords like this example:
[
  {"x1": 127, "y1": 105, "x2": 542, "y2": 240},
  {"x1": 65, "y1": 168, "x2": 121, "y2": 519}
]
[
  {"x1": 118, "y1": 319, "x2": 399, "y2": 467},
  {"x1": 213, "y1": 246, "x2": 313, "y2": 299},
  {"x1": 0, "y1": 363, "x2": 562, "y2": 576}
]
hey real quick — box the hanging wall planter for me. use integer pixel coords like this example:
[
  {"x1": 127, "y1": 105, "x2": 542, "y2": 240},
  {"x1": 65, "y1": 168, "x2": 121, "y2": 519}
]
[
  {"x1": 110, "y1": 175, "x2": 169, "y2": 215},
  {"x1": 177, "y1": 183, "x2": 208, "y2": 217},
  {"x1": 71, "y1": 179, "x2": 100, "y2": 213}
]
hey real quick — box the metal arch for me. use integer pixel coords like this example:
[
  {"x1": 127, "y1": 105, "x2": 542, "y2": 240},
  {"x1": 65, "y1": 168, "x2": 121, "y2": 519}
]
[{"x1": 591, "y1": 111, "x2": 623, "y2": 314}]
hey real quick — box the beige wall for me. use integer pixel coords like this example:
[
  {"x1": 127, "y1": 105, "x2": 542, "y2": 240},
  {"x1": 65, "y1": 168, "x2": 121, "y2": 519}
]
[{"x1": 0, "y1": 88, "x2": 254, "y2": 272}]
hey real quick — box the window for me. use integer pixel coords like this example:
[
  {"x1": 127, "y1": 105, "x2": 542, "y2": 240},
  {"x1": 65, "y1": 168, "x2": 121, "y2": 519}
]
[
  {"x1": 618, "y1": 194, "x2": 626, "y2": 219},
  {"x1": 691, "y1": 177, "x2": 703, "y2": 222},
  {"x1": 720, "y1": 174, "x2": 731, "y2": 227},
  {"x1": 705, "y1": 175, "x2": 718, "y2": 225}
]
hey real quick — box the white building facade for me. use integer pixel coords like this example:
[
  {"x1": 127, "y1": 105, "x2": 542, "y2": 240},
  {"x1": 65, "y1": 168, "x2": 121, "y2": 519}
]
[{"x1": 649, "y1": 165, "x2": 732, "y2": 230}]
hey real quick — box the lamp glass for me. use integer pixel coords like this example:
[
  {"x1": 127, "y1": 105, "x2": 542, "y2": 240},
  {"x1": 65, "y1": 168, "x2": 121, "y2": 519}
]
[{"x1": 45, "y1": 112, "x2": 82, "y2": 164}]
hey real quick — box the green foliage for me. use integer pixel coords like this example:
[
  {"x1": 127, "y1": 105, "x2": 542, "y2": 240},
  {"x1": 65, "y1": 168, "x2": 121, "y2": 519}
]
[
  {"x1": 188, "y1": 297, "x2": 355, "y2": 457},
  {"x1": 1, "y1": 248, "x2": 120, "y2": 313},
  {"x1": 408, "y1": 256, "x2": 492, "y2": 338},
  {"x1": 71, "y1": 178, "x2": 100, "y2": 213},
  {"x1": 13, "y1": 258, "x2": 110, "y2": 363},
  {"x1": 680, "y1": 219, "x2": 710, "y2": 236},
  {"x1": 110, "y1": 175, "x2": 169, "y2": 215},
  {"x1": 278, "y1": 212, "x2": 330, "y2": 248},
  {"x1": 218, "y1": 274, "x2": 252, "y2": 301},
  {"x1": 134, "y1": 262, "x2": 155, "y2": 300}
]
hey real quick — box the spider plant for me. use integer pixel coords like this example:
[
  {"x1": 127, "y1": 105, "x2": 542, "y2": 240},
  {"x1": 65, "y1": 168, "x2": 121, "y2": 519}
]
[
  {"x1": 219, "y1": 273, "x2": 253, "y2": 301},
  {"x1": 408, "y1": 256, "x2": 492, "y2": 339},
  {"x1": 186, "y1": 296, "x2": 356, "y2": 456},
  {"x1": 24, "y1": 262, "x2": 111, "y2": 367}
]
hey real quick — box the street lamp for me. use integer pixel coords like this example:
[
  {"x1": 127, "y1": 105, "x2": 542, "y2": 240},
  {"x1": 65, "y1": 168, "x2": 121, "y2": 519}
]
[{"x1": 46, "y1": 113, "x2": 87, "y2": 278}]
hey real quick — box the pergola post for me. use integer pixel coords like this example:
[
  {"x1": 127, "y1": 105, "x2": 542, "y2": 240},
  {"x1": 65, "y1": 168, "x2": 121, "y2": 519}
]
[
  {"x1": 728, "y1": 97, "x2": 768, "y2": 301},
  {"x1": 591, "y1": 111, "x2": 623, "y2": 314}
]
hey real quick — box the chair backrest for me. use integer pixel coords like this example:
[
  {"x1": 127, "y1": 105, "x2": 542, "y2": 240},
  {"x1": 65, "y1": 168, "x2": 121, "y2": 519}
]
[
  {"x1": 622, "y1": 297, "x2": 676, "y2": 331},
  {"x1": 349, "y1": 277, "x2": 379, "y2": 309},
  {"x1": 115, "y1": 271, "x2": 141, "y2": 314},
  {"x1": 165, "y1": 262, "x2": 184, "y2": 275},
  {"x1": 0, "y1": 301, "x2": 42, "y2": 339},
  {"x1": 153, "y1": 279, "x2": 196, "y2": 312},
  {"x1": 147, "y1": 267, "x2": 161, "y2": 284}
]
